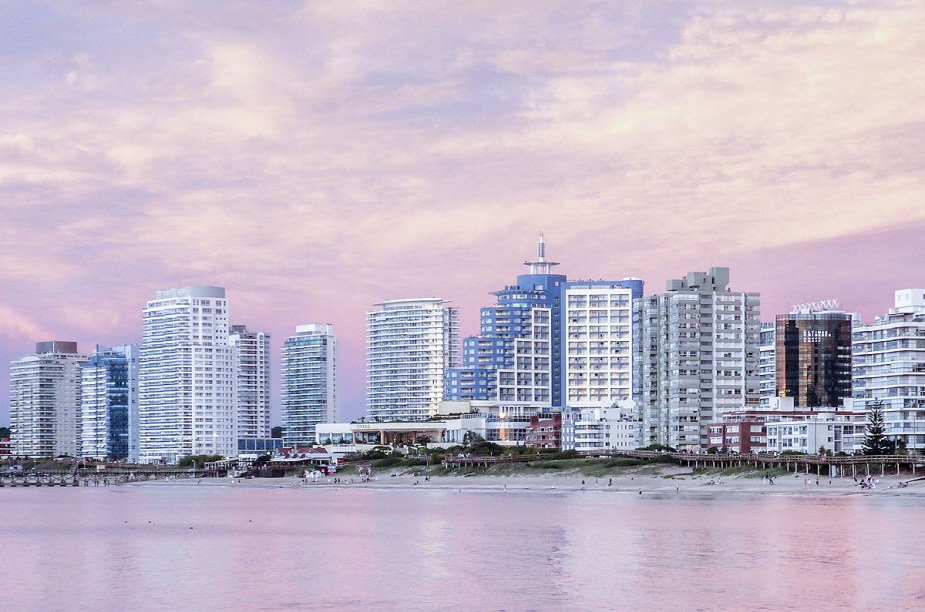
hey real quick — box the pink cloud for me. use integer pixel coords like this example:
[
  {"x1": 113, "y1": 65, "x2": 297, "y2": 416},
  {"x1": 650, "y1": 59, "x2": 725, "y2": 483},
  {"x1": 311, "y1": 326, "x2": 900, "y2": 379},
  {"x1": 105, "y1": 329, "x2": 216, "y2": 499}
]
[{"x1": 1, "y1": 2, "x2": 923, "y2": 422}]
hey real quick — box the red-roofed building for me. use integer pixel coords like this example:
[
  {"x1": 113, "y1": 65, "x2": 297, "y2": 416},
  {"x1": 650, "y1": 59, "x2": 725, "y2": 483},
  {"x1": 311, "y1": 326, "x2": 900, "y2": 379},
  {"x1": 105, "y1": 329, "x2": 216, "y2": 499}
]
[{"x1": 526, "y1": 414, "x2": 562, "y2": 449}]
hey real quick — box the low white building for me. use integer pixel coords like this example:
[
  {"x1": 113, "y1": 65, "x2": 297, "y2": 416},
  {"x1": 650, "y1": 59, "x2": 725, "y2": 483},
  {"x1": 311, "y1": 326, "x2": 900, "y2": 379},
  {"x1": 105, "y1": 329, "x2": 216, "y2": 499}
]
[
  {"x1": 561, "y1": 401, "x2": 641, "y2": 452},
  {"x1": 315, "y1": 410, "x2": 533, "y2": 454},
  {"x1": 765, "y1": 412, "x2": 867, "y2": 455},
  {"x1": 451, "y1": 400, "x2": 542, "y2": 446}
]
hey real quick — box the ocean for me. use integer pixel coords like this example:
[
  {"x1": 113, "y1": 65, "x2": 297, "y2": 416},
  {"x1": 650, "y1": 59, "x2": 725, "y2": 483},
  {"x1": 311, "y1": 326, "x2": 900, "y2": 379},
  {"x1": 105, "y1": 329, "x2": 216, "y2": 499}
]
[{"x1": 1, "y1": 484, "x2": 923, "y2": 610}]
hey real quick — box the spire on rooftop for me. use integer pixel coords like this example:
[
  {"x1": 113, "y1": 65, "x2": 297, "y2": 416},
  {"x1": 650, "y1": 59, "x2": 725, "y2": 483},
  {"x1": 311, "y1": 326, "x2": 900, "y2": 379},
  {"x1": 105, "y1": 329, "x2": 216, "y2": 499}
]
[{"x1": 524, "y1": 233, "x2": 559, "y2": 275}]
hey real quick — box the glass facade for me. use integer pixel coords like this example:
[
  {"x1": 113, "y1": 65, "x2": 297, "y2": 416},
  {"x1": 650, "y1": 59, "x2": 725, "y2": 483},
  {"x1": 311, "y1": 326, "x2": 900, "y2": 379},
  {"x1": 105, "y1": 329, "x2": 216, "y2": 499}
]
[
  {"x1": 282, "y1": 324, "x2": 337, "y2": 447},
  {"x1": 775, "y1": 312, "x2": 852, "y2": 408},
  {"x1": 80, "y1": 346, "x2": 134, "y2": 460},
  {"x1": 237, "y1": 438, "x2": 284, "y2": 453}
]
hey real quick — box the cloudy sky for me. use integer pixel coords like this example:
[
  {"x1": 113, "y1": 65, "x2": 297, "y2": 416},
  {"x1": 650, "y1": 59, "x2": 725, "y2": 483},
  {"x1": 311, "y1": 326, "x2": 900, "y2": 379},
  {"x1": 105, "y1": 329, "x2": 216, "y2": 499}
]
[{"x1": 1, "y1": 1, "x2": 923, "y2": 424}]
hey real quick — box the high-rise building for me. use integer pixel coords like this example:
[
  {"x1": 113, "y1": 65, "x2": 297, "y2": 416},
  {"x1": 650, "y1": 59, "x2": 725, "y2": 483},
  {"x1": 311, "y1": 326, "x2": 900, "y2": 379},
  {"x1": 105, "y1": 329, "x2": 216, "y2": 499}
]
[
  {"x1": 563, "y1": 280, "x2": 643, "y2": 409},
  {"x1": 10, "y1": 341, "x2": 87, "y2": 458},
  {"x1": 80, "y1": 344, "x2": 138, "y2": 461},
  {"x1": 138, "y1": 286, "x2": 236, "y2": 464},
  {"x1": 447, "y1": 237, "x2": 565, "y2": 406},
  {"x1": 638, "y1": 268, "x2": 760, "y2": 451},
  {"x1": 445, "y1": 236, "x2": 642, "y2": 412},
  {"x1": 229, "y1": 325, "x2": 271, "y2": 440},
  {"x1": 775, "y1": 304, "x2": 853, "y2": 408},
  {"x1": 281, "y1": 324, "x2": 337, "y2": 447},
  {"x1": 758, "y1": 322, "x2": 776, "y2": 408},
  {"x1": 368, "y1": 298, "x2": 459, "y2": 421},
  {"x1": 852, "y1": 289, "x2": 925, "y2": 451}
]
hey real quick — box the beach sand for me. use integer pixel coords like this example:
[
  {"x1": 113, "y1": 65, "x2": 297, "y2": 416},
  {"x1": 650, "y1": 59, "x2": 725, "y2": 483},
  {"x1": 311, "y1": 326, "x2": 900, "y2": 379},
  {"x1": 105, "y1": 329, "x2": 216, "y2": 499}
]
[{"x1": 126, "y1": 464, "x2": 923, "y2": 497}]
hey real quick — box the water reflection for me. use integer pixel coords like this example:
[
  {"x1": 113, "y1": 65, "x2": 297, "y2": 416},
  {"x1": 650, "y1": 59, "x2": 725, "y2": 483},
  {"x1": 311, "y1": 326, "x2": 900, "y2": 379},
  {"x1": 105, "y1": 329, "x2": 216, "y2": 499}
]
[{"x1": 1, "y1": 487, "x2": 924, "y2": 610}]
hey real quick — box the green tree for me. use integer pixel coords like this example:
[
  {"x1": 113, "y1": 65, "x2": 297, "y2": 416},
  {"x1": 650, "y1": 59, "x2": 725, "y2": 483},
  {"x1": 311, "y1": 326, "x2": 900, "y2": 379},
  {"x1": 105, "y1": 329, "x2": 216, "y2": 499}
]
[
  {"x1": 271, "y1": 426, "x2": 284, "y2": 439},
  {"x1": 178, "y1": 455, "x2": 225, "y2": 469},
  {"x1": 363, "y1": 446, "x2": 391, "y2": 460},
  {"x1": 0, "y1": 426, "x2": 10, "y2": 439},
  {"x1": 862, "y1": 402, "x2": 893, "y2": 456},
  {"x1": 462, "y1": 431, "x2": 484, "y2": 447}
]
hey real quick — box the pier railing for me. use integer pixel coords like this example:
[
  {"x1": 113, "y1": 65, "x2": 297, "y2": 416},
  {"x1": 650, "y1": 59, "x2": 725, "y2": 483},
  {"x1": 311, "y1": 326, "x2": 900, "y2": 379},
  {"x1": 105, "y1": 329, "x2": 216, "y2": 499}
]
[
  {"x1": 442, "y1": 449, "x2": 924, "y2": 478},
  {"x1": 0, "y1": 465, "x2": 211, "y2": 487},
  {"x1": 592, "y1": 449, "x2": 925, "y2": 478}
]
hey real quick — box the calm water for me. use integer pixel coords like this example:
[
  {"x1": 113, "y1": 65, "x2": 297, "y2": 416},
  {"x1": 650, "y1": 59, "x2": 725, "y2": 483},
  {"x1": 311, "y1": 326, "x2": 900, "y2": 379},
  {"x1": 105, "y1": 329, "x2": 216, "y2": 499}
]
[{"x1": 1, "y1": 485, "x2": 923, "y2": 611}]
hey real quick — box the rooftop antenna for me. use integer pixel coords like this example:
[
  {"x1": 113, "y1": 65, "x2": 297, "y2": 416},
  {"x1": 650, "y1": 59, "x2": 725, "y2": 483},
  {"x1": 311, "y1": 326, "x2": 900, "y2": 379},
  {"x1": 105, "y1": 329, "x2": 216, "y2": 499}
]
[{"x1": 524, "y1": 233, "x2": 559, "y2": 275}]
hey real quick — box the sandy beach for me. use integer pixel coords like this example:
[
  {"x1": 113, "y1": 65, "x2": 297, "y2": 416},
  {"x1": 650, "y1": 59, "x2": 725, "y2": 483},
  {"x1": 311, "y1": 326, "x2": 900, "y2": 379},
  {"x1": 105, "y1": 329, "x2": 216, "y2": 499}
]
[{"x1": 126, "y1": 464, "x2": 924, "y2": 497}]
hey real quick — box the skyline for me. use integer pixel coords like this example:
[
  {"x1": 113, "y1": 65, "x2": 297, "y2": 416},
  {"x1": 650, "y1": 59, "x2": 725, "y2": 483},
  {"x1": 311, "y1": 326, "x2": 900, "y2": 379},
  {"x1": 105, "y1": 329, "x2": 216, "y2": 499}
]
[{"x1": 2, "y1": 1, "x2": 924, "y2": 425}]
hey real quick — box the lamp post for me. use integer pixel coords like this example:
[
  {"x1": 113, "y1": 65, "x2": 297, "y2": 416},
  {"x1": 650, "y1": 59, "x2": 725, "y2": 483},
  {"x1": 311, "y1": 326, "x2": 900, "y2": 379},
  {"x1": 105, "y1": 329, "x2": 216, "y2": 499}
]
[
  {"x1": 913, "y1": 405, "x2": 917, "y2": 454},
  {"x1": 915, "y1": 398, "x2": 923, "y2": 456}
]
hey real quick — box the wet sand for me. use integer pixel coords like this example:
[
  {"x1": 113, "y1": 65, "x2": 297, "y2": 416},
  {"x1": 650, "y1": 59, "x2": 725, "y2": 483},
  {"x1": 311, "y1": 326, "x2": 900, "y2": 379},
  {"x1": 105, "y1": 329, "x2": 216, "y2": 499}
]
[{"x1": 127, "y1": 466, "x2": 923, "y2": 496}]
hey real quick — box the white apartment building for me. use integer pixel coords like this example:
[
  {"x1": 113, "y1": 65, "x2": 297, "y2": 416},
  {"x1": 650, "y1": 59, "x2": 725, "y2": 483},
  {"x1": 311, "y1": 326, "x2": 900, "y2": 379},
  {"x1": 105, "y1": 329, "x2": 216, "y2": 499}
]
[
  {"x1": 229, "y1": 325, "x2": 271, "y2": 440},
  {"x1": 561, "y1": 401, "x2": 641, "y2": 452},
  {"x1": 282, "y1": 324, "x2": 338, "y2": 447},
  {"x1": 10, "y1": 341, "x2": 87, "y2": 458},
  {"x1": 367, "y1": 298, "x2": 459, "y2": 421},
  {"x1": 758, "y1": 322, "x2": 776, "y2": 408},
  {"x1": 638, "y1": 268, "x2": 761, "y2": 451},
  {"x1": 563, "y1": 282, "x2": 635, "y2": 408},
  {"x1": 497, "y1": 307, "x2": 552, "y2": 405},
  {"x1": 852, "y1": 289, "x2": 925, "y2": 451},
  {"x1": 765, "y1": 412, "x2": 867, "y2": 455},
  {"x1": 138, "y1": 286, "x2": 237, "y2": 463},
  {"x1": 316, "y1": 413, "x2": 526, "y2": 451}
]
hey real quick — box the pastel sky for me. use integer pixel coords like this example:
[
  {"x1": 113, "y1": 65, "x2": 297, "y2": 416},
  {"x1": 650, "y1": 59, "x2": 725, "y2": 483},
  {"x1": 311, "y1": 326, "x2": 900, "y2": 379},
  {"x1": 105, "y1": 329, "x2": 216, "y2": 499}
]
[{"x1": 1, "y1": 1, "x2": 923, "y2": 426}]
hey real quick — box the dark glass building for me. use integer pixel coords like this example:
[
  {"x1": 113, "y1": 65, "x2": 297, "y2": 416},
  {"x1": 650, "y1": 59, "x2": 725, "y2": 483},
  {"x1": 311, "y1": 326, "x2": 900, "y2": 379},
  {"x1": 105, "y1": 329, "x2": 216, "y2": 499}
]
[{"x1": 775, "y1": 311, "x2": 853, "y2": 408}]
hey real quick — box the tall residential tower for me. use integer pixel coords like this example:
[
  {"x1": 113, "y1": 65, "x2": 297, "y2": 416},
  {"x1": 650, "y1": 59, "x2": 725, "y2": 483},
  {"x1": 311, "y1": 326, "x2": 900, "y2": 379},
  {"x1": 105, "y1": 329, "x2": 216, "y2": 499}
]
[
  {"x1": 229, "y1": 325, "x2": 271, "y2": 440},
  {"x1": 10, "y1": 341, "x2": 87, "y2": 458},
  {"x1": 853, "y1": 289, "x2": 925, "y2": 451},
  {"x1": 638, "y1": 268, "x2": 760, "y2": 450},
  {"x1": 138, "y1": 286, "x2": 236, "y2": 463},
  {"x1": 79, "y1": 344, "x2": 138, "y2": 461},
  {"x1": 445, "y1": 236, "x2": 643, "y2": 413},
  {"x1": 367, "y1": 299, "x2": 459, "y2": 421},
  {"x1": 281, "y1": 324, "x2": 338, "y2": 447}
]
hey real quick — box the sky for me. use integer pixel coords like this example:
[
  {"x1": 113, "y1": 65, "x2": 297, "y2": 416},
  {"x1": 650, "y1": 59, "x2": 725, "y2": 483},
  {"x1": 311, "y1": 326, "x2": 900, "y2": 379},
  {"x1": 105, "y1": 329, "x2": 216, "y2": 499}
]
[{"x1": 1, "y1": 1, "x2": 923, "y2": 426}]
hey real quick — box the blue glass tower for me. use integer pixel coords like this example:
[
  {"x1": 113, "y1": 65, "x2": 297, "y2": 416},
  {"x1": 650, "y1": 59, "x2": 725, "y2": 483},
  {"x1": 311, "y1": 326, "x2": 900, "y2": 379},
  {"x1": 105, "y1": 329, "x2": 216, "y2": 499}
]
[
  {"x1": 446, "y1": 236, "x2": 644, "y2": 410},
  {"x1": 446, "y1": 235, "x2": 567, "y2": 405},
  {"x1": 80, "y1": 345, "x2": 135, "y2": 460}
]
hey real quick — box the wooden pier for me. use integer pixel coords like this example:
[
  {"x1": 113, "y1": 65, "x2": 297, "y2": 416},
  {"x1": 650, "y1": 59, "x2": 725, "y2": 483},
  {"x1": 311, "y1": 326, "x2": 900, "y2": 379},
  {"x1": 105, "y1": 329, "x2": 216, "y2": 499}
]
[
  {"x1": 0, "y1": 474, "x2": 80, "y2": 487},
  {"x1": 0, "y1": 466, "x2": 211, "y2": 488},
  {"x1": 598, "y1": 450, "x2": 924, "y2": 479},
  {"x1": 443, "y1": 453, "x2": 540, "y2": 469}
]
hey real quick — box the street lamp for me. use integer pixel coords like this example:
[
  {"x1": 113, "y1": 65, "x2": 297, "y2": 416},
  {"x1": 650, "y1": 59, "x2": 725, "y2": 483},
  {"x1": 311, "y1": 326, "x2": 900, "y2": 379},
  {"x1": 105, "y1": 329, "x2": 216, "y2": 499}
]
[{"x1": 914, "y1": 398, "x2": 923, "y2": 455}]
